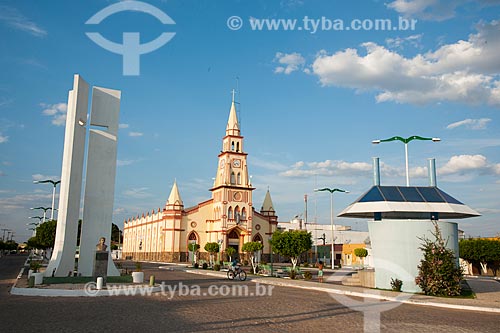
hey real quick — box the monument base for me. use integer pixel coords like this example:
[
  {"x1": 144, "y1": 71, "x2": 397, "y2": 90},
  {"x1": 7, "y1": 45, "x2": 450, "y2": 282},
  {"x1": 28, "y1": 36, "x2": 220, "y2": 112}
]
[{"x1": 93, "y1": 251, "x2": 109, "y2": 285}]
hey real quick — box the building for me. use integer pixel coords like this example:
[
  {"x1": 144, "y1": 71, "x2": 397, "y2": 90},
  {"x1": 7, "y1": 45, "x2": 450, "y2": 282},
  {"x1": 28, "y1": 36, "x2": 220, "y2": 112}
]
[
  {"x1": 122, "y1": 96, "x2": 278, "y2": 262},
  {"x1": 278, "y1": 218, "x2": 370, "y2": 267},
  {"x1": 339, "y1": 157, "x2": 480, "y2": 292}
]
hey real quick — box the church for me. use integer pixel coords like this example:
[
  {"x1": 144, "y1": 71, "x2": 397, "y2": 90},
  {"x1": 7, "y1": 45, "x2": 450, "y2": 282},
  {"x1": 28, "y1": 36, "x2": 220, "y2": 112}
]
[{"x1": 122, "y1": 95, "x2": 279, "y2": 262}]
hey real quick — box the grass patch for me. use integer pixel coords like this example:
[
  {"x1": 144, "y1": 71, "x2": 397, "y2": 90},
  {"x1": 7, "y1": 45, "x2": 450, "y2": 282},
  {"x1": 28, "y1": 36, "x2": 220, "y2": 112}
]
[{"x1": 43, "y1": 275, "x2": 133, "y2": 284}]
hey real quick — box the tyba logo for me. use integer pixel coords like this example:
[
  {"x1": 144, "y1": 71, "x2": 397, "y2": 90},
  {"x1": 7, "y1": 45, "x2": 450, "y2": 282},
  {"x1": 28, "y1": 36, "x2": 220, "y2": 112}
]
[{"x1": 85, "y1": 1, "x2": 176, "y2": 76}]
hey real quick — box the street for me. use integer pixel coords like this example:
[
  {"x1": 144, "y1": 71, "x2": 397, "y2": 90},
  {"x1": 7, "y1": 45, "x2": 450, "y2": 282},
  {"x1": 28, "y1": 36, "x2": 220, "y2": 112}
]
[{"x1": 1, "y1": 256, "x2": 499, "y2": 332}]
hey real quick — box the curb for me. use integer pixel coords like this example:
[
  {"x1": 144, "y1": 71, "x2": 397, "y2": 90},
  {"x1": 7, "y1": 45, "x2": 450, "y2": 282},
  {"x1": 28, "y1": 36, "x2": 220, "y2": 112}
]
[
  {"x1": 186, "y1": 269, "x2": 500, "y2": 314},
  {"x1": 10, "y1": 285, "x2": 162, "y2": 297}
]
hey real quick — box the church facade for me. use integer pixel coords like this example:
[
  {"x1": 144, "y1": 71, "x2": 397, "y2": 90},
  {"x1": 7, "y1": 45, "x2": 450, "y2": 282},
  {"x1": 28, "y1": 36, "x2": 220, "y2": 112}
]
[{"x1": 122, "y1": 97, "x2": 278, "y2": 262}]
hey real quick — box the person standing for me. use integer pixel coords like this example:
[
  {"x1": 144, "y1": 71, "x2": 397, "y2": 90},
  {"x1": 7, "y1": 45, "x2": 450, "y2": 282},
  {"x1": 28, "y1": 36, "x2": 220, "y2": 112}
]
[{"x1": 317, "y1": 260, "x2": 324, "y2": 283}]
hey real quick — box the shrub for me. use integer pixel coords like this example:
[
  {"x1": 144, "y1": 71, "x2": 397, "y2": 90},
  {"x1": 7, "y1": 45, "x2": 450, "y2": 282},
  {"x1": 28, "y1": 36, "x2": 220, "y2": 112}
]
[
  {"x1": 135, "y1": 262, "x2": 142, "y2": 272},
  {"x1": 193, "y1": 263, "x2": 199, "y2": 269},
  {"x1": 30, "y1": 261, "x2": 41, "y2": 273},
  {"x1": 390, "y1": 278, "x2": 403, "y2": 292},
  {"x1": 415, "y1": 222, "x2": 463, "y2": 296},
  {"x1": 289, "y1": 270, "x2": 297, "y2": 280},
  {"x1": 303, "y1": 271, "x2": 312, "y2": 280},
  {"x1": 213, "y1": 264, "x2": 221, "y2": 271},
  {"x1": 202, "y1": 262, "x2": 208, "y2": 270},
  {"x1": 302, "y1": 262, "x2": 309, "y2": 268}
]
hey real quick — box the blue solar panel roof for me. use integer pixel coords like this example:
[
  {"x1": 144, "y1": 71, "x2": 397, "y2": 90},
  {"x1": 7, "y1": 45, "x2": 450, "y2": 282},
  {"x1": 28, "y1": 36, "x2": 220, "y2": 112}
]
[{"x1": 356, "y1": 186, "x2": 463, "y2": 204}]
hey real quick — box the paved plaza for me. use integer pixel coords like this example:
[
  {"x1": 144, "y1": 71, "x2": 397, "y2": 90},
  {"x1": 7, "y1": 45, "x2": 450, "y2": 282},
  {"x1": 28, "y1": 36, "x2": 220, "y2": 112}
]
[{"x1": 1, "y1": 255, "x2": 499, "y2": 332}]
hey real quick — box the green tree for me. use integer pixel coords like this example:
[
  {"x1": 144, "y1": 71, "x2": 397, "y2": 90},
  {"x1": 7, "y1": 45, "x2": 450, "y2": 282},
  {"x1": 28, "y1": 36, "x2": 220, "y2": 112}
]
[
  {"x1": 354, "y1": 248, "x2": 368, "y2": 267},
  {"x1": 459, "y1": 239, "x2": 500, "y2": 275},
  {"x1": 242, "y1": 241, "x2": 263, "y2": 274},
  {"x1": 415, "y1": 222, "x2": 462, "y2": 296},
  {"x1": 225, "y1": 246, "x2": 236, "y2": 262},
  {"x1": 204, "y1": 242, "x2": 220, "y2": 266},
  {"x1": 27, "y1": 237, "x2": 40, "y2": 249},
  {"x1": 35, "y1": 220, "x2": 57, "y2": 249},
  {"x1": 269, "y1": 230, "x2": 312, "y2": 271},
  {"x1": 111, "y1": 223, "x2": 122, "y2": 243},
  {"x1": 188, "y1": 243, "x2": 200, "y2": 264}
]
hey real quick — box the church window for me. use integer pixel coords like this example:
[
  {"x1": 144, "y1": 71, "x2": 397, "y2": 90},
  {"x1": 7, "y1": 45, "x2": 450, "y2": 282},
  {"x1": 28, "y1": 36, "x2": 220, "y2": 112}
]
[
  {"x1": 231, "y1": 172, "x2": 236, "y2": 184},
  {"x1": 228, "y1": 207, "x2": 233, "y2": 219},
  {"x1": 237, "y1": 172, "x2": 241, "y2": 184},
  {"x1": 231, "y1": 141, "x2": 235, "y2": 151},
  {"x1": 241, "y1": 208, "x2": 246, "y2": 220},
  {"x1": 188, "y1": 232, "x2": 197, "y2": 241},
  {"x1": 236, "y1": 142, "x2": 240, "y2": 152}
]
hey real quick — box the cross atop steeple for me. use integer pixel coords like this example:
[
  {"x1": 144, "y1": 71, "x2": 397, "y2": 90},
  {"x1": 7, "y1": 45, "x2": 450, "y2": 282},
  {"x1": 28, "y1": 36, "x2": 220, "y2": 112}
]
[{"x1": 231, "y1": 89, "x2": 236, "y2": 103}]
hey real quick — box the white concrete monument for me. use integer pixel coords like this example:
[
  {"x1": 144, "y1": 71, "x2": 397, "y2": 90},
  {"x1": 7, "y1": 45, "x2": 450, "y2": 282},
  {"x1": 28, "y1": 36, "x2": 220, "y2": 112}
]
[
  {"x1": 45, "y1": 75, "x2": 89, "y2": 277},
  {"x1": 45, "y1": 75, "x2": 122, "y2": 278},
  {"x1": 78, "y1": 86, "x2": 121, "y2": 277}
]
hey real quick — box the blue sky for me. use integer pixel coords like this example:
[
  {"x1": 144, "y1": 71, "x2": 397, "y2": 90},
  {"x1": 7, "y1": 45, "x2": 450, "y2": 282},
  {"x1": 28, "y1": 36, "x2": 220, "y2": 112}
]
[{"x1": 1, "y1": 0, "x2": 499, "y2": 242}]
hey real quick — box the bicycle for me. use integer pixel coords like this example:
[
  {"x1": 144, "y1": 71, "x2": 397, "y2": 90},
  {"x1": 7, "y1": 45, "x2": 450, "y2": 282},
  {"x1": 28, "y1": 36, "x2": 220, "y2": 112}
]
[{"x1": 227, "y1": 265, "x2": 247, "y2": 281}]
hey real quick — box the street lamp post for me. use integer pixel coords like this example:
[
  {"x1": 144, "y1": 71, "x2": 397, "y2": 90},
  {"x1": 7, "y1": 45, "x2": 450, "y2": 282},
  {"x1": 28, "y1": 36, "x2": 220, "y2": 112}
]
[
  {"x1": 372, "y1": 136, "x2": 440, "y2": 186},
  {"x1": 269, "y1": 236, "x2": 273, "y2": 277},
  {"x1": 315, "y1": 188, "x2": 348, "y2": 269},
  {"x1": 33, "y1": 179, "x2": 61, "y2": 220},
  {"x1": 30, "y1": 207, "x2": 52, "y2": 223}
]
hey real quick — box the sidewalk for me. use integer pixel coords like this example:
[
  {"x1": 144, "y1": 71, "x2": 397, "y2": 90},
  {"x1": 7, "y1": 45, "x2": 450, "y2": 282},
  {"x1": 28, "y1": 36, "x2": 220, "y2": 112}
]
[{"x1": 186, "y1": 268, "x2": 500, "y2": 314}]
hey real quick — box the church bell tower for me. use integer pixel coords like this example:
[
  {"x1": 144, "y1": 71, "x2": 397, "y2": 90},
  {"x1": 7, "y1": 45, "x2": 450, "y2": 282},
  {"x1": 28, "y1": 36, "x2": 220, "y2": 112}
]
[{"x1": 211, "y1": 91, "x2": 254, "y2": 232}]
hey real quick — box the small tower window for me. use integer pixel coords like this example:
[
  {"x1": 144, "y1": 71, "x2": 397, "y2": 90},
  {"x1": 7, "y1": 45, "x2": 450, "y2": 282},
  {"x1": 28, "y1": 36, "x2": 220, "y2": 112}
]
[
  {"x1": 231, "y1": 141, "x2": 235, "y2": 151},
  {"x1": 231, "y1": 172, "x2": 236, "y2": 185},
  {"x1": 228, "y1": 207, "x2": 233, "y2": 219},
  {"x1": 236, "y1": 142, "x2": 240, "y2": 152},
  {"x1": 237, "y1": 172, "x2": 241, "y2": 184},
  {"x1": 241, "y1": 208, "x2": 246, "y2": 220}
]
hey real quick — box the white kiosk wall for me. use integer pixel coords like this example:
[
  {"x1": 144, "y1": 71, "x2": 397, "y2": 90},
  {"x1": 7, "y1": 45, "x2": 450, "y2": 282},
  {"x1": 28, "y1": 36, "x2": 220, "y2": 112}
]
[
  {"x1": 368, "y1": 220, "x2": 458, "y2": 293},
  {"x1": 45, "y1": 75, "x2": 89, "y2": 277}
]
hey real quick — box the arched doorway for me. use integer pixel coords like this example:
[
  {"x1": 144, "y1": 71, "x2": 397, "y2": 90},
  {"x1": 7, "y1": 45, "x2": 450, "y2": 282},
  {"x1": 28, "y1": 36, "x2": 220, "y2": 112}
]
[
  {"x1": 252, "y1": 233, "x2": 263, "y2": 262},
  {"x1": 227, "y1": 228, "x2": 240, "y2": 256},
  {"x1": 187, "y1": 231, "x2": 199, "y2": 263}
]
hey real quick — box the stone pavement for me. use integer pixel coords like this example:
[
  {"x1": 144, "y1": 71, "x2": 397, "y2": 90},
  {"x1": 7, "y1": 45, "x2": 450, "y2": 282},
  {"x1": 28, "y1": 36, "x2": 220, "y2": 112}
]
[
  {"x1": 186, "y1": 268, "x2": 500, "y2": 314},
  {"x1": 10, "y1": 260, "x2": 500, "y2": 314}
]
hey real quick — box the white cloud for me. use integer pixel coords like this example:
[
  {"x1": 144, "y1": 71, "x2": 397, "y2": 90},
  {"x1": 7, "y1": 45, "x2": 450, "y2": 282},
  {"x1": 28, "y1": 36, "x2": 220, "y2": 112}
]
[
  {"x1": 387, "y1": 0, "x2": 500, "y2": 21},
  {"x1": 117, "y1": 159, "x2": 137, "y2": 167},
  {"x1": 446, "y1": 118, "x2": 492, "y2": 130},
  {"x1": 250, "y1": 156, "x2": 288, "y2": 171},
  {"x1": 438, "y1": 154, "x2": 488, "y2": 175},
  {"x1": 274, "y1": 52, "x2": 305, "y2": 74},
  {"x1": 0, "y1": 132, "x2": 8, "y2": 143},
  {"x1": 119, "y1": 123, "x2": 129, "y2": 129},
  {"x1": 0, "y1": 193, "x2": 53, "y2": 212},
  {"x1": 280, "y1": 159, "x2": 372, "y2": 178},
  {"x1": 41, "y1": 102, "x2": 67, "y2": 126},
  {"x1": 0, "y1": 5, "x2": 47, "y2": 37},
  {"x1": 123, "y1": 187, "x2": 152, "y2": 198},
  {"x1": 310, "y1": 20, "x2": 500, "y2": 107},
  {"x1": 386, "y1": 34, "x2": 423, "y2": 50},
  {"x1": 128, "y1": 132, "x2": 143, "y2": 137},
  {"x1": 32, "y1": 174, "x2": 60, "y2": 182}
]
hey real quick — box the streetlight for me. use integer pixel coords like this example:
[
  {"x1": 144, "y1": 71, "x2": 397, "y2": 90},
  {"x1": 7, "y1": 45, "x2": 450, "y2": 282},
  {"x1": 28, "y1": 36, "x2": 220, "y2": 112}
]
[
  {"x1": 33, "y1": 179, "x2": 61, "y2": 220},
  {"x1": 30, "y1": 216, "x2": 44, "y2": 223},
  {"x1": 315, "y1": 188, "x2": 349, "y2": 269},
  {"x1": 372, "y1": 136, "x2": 440, "y2": 186},
  {"x1": 30, "y1": 206, "x2": 53, "y2": 223}
]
